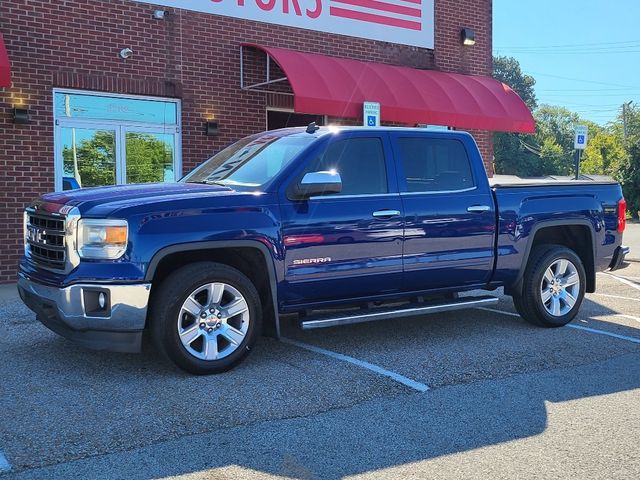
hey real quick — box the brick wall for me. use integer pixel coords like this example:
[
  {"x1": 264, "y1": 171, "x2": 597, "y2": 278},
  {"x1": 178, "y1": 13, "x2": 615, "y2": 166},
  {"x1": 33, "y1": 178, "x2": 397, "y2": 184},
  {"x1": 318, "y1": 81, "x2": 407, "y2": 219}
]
[{"x1": 0, "y1": 0, "x2": 493, "y2": 283}]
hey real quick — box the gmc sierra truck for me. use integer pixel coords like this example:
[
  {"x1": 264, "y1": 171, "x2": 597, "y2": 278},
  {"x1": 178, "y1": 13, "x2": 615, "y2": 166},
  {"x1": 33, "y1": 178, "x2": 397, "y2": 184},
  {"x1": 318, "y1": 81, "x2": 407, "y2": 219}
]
[{"x1": 18, "y1": 126, "x2": 629, "y2": 374}]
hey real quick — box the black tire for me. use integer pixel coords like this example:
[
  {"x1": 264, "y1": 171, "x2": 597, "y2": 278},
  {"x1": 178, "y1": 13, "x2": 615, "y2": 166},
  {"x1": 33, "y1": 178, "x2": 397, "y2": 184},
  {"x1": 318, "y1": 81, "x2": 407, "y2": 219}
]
[
  {"x1": 511, "y1": 245, "x2": 586, "y2": 328},
  {"x1": 150, "y1": 262, "x2": 262, "y2": 374}
]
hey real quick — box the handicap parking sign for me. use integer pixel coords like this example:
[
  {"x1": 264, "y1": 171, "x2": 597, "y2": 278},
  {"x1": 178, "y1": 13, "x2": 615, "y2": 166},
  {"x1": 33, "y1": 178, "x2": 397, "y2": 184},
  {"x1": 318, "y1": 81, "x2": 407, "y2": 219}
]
[
  {"x1": 363, "y1": 102, "x2": 380, "y2": 127},
  {"x1": 574, "y1": 125, "x2": 588, "y2": 150}
]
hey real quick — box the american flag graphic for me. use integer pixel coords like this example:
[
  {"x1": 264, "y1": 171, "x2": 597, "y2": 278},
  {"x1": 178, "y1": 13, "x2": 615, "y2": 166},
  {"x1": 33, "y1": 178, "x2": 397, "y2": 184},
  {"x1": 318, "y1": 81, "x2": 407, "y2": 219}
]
[{"x1": 329, "y1": 0, "x2": 423, "y2": 31}]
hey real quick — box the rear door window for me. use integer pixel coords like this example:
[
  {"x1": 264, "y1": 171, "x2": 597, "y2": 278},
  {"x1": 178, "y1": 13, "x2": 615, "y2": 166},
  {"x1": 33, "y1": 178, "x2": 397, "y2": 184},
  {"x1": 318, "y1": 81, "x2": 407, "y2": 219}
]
[{"x1": 397, "y1": 138, "x2": 474, "y2": 193}]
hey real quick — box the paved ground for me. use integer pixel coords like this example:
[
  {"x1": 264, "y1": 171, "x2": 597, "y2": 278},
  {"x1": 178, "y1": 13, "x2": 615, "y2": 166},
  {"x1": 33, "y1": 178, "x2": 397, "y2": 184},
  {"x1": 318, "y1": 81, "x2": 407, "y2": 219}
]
[
  {"x1": 624, "y1": 221, "x2": 640, "y2": 261},
  {"x1": 1, "y1": 263, "x2": 639, "y2": 479}
]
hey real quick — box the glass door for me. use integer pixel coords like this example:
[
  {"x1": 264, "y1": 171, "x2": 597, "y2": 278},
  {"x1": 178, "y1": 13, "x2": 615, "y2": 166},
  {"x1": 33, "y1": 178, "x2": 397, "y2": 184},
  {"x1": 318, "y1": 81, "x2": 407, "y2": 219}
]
[
  {"x1": 58, "y1": 124, "x2": 118, "y2": 190},
  {"x1": 123, "y1": 127, "x2": 177, "y2": 184}
]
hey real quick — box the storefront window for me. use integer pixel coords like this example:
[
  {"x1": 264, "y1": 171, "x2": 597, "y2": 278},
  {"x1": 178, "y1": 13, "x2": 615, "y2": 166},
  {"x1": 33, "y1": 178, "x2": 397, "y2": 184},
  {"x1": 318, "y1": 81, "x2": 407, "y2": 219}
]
[{"x1": 54, "y1": 90, "x2": 181, "y2": 191}]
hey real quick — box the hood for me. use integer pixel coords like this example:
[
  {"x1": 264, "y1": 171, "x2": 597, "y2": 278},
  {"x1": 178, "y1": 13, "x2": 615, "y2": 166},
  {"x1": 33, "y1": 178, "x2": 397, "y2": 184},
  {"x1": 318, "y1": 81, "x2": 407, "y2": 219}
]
[{"x1": 36, "y1": 182, "x2": 247, "y2": 217}]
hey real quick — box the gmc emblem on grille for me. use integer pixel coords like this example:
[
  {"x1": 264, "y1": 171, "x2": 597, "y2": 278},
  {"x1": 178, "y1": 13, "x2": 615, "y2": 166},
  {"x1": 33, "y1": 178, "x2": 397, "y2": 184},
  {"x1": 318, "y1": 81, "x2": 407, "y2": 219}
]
[{"x1": 27, "y1": 225, "x2": 45, "y2": 244}]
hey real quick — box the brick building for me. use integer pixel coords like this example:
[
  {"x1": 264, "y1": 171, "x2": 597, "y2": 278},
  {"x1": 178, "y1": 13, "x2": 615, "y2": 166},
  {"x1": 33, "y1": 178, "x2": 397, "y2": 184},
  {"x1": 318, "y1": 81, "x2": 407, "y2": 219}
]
[{"x1": 0, "y1": 0, "x2": 533, "y2": 283}]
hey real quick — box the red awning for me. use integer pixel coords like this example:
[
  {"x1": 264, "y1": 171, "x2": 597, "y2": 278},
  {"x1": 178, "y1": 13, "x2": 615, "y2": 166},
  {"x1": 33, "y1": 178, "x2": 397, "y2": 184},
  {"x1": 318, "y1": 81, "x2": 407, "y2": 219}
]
[
  {"x1": 0, "y1": 32, "x2": 11, "y2": 88},
  {"x1": 243, "y1": 44, "x2": 535, "y2": 133}
]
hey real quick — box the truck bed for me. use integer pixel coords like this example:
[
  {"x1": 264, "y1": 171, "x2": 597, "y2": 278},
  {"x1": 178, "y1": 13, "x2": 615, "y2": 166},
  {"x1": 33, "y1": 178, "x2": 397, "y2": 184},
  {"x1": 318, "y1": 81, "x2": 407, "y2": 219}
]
[{"x1": 489, "y1": 175, "x2": 618, "y2": 188}]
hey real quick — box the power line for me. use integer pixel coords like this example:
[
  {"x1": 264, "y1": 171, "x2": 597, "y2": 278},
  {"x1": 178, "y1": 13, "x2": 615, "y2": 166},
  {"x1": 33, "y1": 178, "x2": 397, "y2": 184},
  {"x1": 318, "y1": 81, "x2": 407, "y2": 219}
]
[
  {"x1": 494, "y1": 39, "x2": 640, "y2": 49},
  {"x1": 495, "y1": 50, "x2": 640, "y2": 55},
  {"x1": 525, "y1": 71, "x2": 639, "y2": 89}
]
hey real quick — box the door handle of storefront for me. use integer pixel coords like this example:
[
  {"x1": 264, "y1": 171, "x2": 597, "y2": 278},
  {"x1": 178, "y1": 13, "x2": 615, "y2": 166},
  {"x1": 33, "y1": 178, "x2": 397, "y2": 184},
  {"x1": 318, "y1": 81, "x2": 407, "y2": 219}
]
[
  {"x1": 467, "y1": 205, "x2": 491, "y2": 213},
  {"x1": 372, "y1": 209, "x2": 401, "y2": 219}
]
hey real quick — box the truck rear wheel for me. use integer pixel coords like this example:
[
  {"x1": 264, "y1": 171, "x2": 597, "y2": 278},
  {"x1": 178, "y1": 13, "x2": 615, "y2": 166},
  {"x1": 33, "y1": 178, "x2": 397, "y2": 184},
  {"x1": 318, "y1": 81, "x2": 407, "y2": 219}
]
[
  {"x1": 150, "y1": 262, "x2": 262, "y2": 374},
  {"x1": 512, "y1": 245, "x2": 586, "y2": 328}
]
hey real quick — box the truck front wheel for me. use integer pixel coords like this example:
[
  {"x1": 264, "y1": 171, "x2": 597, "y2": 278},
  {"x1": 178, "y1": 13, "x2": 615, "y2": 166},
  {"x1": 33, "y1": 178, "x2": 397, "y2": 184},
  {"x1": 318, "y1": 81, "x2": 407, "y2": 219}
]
[
  {"x1": 150, "y1": 262, "x2": 262, "y2": 374},
  {"x1": 512, "y1": 245, "x2": 586, "y2": 328}
]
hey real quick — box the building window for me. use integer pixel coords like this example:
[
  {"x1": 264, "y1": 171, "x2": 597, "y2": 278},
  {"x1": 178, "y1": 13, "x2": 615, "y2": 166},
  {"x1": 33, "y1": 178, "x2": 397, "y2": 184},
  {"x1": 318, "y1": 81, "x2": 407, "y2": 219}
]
[{"x1": 53, "y1": 90, "x2": 181, "y2": 191}]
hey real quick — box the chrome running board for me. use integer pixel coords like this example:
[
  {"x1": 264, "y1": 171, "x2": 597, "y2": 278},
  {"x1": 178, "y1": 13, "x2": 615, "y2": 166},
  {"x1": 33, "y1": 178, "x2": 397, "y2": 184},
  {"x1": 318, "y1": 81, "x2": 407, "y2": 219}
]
[{"x1": 300, "y1": 295, "x2": 499, "y2": 330}]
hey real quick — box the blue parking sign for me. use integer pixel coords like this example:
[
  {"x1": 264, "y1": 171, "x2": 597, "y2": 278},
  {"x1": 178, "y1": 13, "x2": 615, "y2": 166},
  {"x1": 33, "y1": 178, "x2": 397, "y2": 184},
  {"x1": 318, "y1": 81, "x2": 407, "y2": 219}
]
[
  {"x1": 367, "y1": 115, "x2": 376, "y2": 126},
  {"x1": 577, "y1": 135, "x2": 585, "y2": 144}
]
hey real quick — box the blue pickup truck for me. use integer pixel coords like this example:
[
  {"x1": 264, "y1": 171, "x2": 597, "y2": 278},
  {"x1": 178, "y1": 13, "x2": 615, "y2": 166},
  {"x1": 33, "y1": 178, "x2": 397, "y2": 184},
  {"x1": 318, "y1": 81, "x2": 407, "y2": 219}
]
[{"x1": 18, "y1": 126, "x2": 629, "y2": 374}]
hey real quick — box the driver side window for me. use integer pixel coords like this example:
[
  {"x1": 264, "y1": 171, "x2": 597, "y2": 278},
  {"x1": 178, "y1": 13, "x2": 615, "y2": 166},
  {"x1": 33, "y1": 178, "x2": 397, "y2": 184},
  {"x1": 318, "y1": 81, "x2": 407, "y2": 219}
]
[{"x1": 305, "y1": 137, "x2": 388, "y2": 196}]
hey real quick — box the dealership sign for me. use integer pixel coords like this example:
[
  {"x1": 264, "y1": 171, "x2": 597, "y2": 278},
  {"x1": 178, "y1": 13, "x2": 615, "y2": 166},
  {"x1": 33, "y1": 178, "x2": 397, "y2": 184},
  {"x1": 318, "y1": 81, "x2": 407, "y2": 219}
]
[{"x1": 134, "y1": 0, "x2": 435, "y2": 48}]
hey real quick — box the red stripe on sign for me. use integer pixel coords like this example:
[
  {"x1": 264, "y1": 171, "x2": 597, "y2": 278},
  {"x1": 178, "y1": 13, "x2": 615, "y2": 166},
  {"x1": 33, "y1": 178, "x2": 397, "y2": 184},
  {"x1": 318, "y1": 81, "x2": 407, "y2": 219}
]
[
  {"x1": 330, "y1": 7, "x2": 423, "y2": 30},
  {"x1": 331, "y1": 0, "x2": 422, "y2": 17}
]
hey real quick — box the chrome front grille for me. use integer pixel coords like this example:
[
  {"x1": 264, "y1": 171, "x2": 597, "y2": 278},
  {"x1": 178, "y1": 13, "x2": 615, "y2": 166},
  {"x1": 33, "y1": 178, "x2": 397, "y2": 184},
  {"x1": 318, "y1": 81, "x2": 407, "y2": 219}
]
[{"x1": 25, "y1": 210, "x2": 67, "y2": 270}]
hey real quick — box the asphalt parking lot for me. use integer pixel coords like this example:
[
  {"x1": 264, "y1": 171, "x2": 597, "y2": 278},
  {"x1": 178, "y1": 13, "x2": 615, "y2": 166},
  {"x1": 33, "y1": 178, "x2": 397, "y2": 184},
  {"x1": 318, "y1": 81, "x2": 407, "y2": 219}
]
[{"x1": 1, "y1": 262, "x2": 639, "y2": 479}]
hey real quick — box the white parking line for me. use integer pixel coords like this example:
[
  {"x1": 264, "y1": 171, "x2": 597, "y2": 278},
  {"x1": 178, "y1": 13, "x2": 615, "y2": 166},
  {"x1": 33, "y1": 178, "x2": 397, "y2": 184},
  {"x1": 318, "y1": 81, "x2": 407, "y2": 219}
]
[
  {"x1": 281, "y1": 337, "x2": 429, "y2": 392},
  {"x1": 591, "y1": 293, "x2": 640, "y2": 302},
  {"x1": 613, "y1": 314, "x2": 640, "y2": 324},
  {"x1": 602, "y1": 272, "x2": 640, "y2": 292},
  {"x1": 476, "y1": 307, "x2": 640, "y2": 345},
  {"x1": 567, "y1": 324, "x2": 640, "y2": 344},
  {"x1": 477, "y1": 306, "x2": 520, "y2": 318},
  {"x1": 0, "y1": 450, "x2": 10, "y2": 473}
]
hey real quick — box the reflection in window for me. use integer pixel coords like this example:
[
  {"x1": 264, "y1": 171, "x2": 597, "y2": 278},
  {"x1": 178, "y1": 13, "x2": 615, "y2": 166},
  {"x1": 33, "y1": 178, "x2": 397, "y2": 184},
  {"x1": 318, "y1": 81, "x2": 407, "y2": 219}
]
[
  {"x1": 126, "y1": 132, "x2": 175, "y2": 184},
  {"x1": 61, "y1": 128, "x2": 116, "y2": 189},
  {"x1": 54, "y1": 93, "x2": 178, "y2": 125}
]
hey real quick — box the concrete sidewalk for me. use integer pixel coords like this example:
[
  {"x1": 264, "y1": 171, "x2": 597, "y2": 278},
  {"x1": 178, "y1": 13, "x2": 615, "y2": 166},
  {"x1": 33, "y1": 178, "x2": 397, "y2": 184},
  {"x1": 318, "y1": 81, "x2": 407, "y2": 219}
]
[
  {"x1": 625, "y1": 222, "x2": 640, "y2": 261},
  {"x1": 0, "y1": 283, "x2": 18, "y2": 302}
]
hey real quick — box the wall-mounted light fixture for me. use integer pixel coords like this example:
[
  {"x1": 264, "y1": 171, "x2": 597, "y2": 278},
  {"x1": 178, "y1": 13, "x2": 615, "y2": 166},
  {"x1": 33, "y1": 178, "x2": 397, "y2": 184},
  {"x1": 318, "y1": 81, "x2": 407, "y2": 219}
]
[
  {"x1": 13, "y1": 107, "x2": 30, "y2": 124},
  {"x1": 153, "y1": 10, "x2": 168, "y2": 20},
  {"x1": 461, "y1": 28, "x2": 476, "y2": 46},
  {"x1": 205, "y1": 121, "x2": 219, "y2": 136}
]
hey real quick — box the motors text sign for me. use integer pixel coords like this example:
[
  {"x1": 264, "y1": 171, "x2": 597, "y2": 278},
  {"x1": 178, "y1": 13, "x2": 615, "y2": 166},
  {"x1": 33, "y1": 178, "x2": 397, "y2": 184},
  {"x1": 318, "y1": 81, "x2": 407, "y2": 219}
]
[{"x1": 134, "y1": 0, "x2": 435, "y2": 49}]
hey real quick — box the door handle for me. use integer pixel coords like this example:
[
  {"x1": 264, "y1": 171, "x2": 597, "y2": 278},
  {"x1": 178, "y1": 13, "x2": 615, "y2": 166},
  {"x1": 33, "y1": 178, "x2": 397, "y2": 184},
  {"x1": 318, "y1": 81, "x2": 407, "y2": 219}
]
[
  {"x1": 372, "y1": 209, "x2": 401, "y2": 218},
  {"x1": 467, "y1": 205, "x2": 491, "y2": 213}
]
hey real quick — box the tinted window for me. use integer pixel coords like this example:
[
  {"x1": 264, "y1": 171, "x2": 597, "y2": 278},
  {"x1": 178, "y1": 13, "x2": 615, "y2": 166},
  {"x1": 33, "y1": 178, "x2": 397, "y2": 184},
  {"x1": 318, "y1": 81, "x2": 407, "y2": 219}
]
[
  {"x1": 183, "y1": 133, "x2": 315, "y2": 187},
  {"x1": 306, "y1": 138, "x2": 387, "y2": 195},
  {"x1": 397, "y1": 138, "x2": 474, "y2": 192}
]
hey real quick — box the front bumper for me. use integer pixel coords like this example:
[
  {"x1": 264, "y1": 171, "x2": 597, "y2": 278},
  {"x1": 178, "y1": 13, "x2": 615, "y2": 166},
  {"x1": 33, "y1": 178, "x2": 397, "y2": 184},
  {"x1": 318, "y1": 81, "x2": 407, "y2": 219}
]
[
  {"x1": 17, "y1": 274, "x2": 151, "y2": 353},
  {"x1": 609, "y1": 245, "x2": 630, "y2": 271}
]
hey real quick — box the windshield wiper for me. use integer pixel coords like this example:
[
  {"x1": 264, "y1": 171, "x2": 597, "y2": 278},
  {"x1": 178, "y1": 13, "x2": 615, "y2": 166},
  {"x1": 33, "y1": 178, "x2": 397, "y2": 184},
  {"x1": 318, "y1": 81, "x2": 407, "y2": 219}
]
[{"x1": 186, "y1": 179, "x2": 227, "y2": 186}]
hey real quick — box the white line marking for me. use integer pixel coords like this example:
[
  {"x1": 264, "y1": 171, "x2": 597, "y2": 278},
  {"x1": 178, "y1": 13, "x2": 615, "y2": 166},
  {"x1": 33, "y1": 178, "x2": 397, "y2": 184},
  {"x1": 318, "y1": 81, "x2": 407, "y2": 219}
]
[
  {"x1": 566, "y1": 324, "x2": 640, "y2": 344},
  {"x1": 281, "y1": 337, "x2": 429, "y2": 392},
  {"x1": 476, "y1": 308, "x2": 640, "y2": 345},
  {"x1": 613, "y1": 314, "x2": 640, "y2": 323},
  {"x1": 0, "y1": 451, "x2": 11, "y2": 473},
  {"x1": 477, "y1": 306, "x2": 520, "y2": 317},
  {"x1": 602, "y1": 272, "x2": 640, "y2": 292},
  {"x1": 591, "y1": 293, "x2": 640, "y2": 302}
]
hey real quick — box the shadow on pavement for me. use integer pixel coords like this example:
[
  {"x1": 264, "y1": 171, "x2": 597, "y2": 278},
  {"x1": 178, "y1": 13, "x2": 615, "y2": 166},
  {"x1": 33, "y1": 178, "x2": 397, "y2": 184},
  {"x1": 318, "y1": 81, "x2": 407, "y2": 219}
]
[{"x1": 1, "y1": 291, "x2": 639, "y2": 479}]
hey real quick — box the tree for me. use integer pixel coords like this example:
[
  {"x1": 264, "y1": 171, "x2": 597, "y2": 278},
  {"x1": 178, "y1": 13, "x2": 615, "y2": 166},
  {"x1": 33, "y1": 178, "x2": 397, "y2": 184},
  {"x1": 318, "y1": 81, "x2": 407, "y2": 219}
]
[
  {"x1": 492, "y1": 56, "x2": 539, "y2": 176},
  {"x1": 619, "y1": 104, "x2": 640, "y2": 219},
  {"x1": 493, "y1": 56, "x2": 538, "y2": 110},
  {"x1": 63, "y1": 132, "x2": 173, "y2": 187},
  {"x1": 581, "y1": 128, "x2": 626, "y2": 178}
]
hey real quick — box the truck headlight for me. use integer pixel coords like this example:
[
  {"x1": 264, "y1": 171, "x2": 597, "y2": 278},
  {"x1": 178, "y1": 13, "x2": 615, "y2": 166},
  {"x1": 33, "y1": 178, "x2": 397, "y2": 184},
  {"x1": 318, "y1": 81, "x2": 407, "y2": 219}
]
[{"x1": 77, "y1": 219, "x2": 128, "y2": 259}]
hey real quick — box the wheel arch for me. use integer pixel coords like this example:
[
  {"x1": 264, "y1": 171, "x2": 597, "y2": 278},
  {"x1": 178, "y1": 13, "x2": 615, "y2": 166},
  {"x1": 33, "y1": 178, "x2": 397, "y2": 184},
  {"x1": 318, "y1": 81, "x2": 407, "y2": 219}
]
[
  {"x1": 506, "y1": 220, "x2": 596, "y2": 296},
  {"x1": 145, "y1": 240, "x2": 281, "y2": 338}
]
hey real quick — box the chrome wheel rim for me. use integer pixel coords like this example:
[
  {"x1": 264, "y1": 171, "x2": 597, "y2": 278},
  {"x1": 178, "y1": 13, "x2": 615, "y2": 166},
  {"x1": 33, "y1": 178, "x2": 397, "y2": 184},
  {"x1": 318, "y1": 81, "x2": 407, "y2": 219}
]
[
  {"x1": 540, "y1": 258, "x2": 580, "y2": 317},
  {"x1": 177, "y1": 282, "x2": 250, "y2": 361}
]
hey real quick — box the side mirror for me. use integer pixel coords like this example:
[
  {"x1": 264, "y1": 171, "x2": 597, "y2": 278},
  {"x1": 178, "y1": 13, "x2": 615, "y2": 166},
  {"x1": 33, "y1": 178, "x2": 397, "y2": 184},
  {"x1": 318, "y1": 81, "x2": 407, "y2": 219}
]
[{"x1": 293, "y1": 171, "x2": 342, "y2": 199}]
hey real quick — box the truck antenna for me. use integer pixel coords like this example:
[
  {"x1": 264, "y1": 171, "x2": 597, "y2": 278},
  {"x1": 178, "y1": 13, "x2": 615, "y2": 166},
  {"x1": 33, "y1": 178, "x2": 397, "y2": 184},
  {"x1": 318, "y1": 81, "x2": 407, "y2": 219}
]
[{"x1": 306, "y1": 122, "x2": 320, "y2": 134}]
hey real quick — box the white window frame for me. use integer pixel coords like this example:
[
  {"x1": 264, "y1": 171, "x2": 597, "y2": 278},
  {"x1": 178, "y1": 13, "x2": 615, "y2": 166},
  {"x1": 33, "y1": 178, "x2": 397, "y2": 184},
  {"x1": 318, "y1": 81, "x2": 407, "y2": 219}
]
[{"x1": 53, "y1": 88, "x2": 182, "y2": 192}]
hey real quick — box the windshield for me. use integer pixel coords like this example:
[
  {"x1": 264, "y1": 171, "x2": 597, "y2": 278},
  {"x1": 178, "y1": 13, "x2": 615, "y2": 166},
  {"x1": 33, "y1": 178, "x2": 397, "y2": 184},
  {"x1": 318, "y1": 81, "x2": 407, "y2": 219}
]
[{"x1": 182, "y1": 132, "x2": 316, "y2": 188}]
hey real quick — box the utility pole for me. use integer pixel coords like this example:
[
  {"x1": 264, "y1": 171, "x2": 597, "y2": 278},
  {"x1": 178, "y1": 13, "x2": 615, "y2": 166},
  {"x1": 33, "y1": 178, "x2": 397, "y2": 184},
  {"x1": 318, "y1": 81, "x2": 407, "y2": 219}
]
[{"x1": 623, "y1": 101, "x2": 633, "y2": 145}]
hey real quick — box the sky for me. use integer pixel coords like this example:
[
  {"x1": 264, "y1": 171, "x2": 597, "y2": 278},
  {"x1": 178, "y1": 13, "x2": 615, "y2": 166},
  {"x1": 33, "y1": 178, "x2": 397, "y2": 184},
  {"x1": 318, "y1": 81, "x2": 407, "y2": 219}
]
[{"x1": 493, "y1": 0, "x2": 640, "y2": 126}]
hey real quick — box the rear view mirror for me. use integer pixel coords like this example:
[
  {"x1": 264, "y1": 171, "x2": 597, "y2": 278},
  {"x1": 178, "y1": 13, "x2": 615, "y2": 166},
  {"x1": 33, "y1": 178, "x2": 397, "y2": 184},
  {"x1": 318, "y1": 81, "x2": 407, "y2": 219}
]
[{"x1": 293, "y1": 171, "x2": 342, "y2": 199}]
